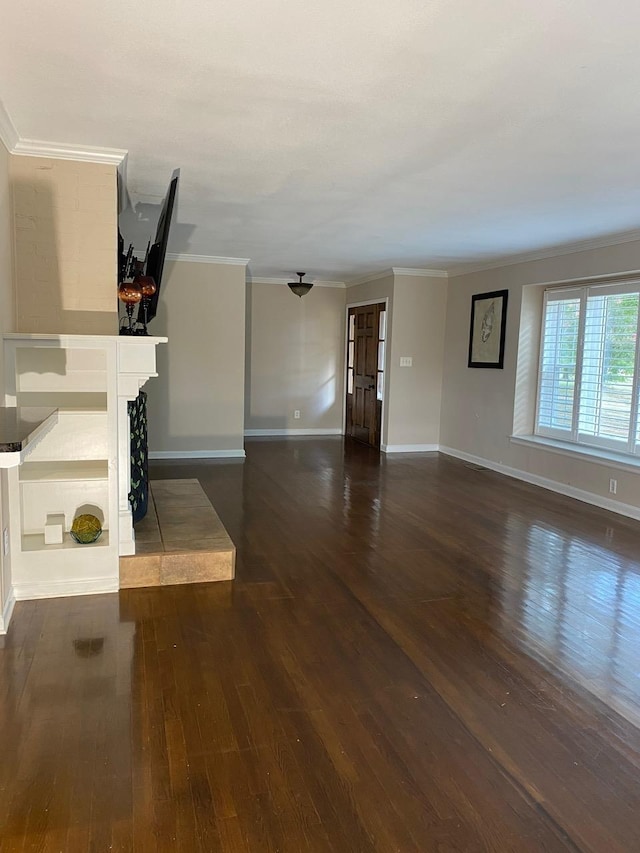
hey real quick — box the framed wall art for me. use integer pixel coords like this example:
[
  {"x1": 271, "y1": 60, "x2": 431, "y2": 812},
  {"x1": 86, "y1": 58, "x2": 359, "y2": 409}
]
[{"x1": 467, "y1": 289, "x2": 508, "y2": 369}]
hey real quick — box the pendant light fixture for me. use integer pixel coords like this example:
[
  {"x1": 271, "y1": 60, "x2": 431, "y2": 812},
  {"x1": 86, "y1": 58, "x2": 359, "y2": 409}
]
[{"x1": 288, "y1": 271, "x2": 313, "y2": 298}]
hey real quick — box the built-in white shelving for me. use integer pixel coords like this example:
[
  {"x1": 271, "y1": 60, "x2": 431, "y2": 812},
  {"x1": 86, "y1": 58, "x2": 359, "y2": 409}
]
[
  {"x1": 22, "y1": 531, "x2": 111, "y2": 552},
  {"x1": 1, "y1": 333, "x2": 166, "y2": 631},
  {"x1": 15, "y1": 392, "x2": 108, "y2": 409},
  {"x1": 19, "y1": 460, "x2": 109, "y2": 483},
  {"x1": 16, "y1": 397, "x2": 107, "y2": 419}
]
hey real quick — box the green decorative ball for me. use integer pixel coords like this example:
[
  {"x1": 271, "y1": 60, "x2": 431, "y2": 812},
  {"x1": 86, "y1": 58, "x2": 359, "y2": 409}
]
[{"x1": 70, "y1": 514, "x2": 102, "y2": 544}]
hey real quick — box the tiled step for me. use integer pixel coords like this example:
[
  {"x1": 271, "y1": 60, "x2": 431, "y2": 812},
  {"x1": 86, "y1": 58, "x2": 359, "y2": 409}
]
[{"x1": 119, "y1": 479, "x2": 235, "y2": 588}]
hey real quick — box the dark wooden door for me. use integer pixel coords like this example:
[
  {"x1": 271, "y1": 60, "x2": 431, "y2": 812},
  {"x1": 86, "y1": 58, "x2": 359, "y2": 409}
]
[{"x1": 345, "y1": 303, "x2": 385, "y2": 448}]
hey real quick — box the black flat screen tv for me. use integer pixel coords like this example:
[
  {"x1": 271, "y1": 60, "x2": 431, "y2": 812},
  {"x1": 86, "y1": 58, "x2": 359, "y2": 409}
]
[{"x1": 145, "y1": 169, "x2": 179, "y2": 322}]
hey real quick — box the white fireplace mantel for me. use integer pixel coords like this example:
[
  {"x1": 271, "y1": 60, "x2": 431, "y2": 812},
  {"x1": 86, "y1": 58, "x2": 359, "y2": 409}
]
[{"x1": 1, "y1": 333, "x2": 167, "y2": 632}]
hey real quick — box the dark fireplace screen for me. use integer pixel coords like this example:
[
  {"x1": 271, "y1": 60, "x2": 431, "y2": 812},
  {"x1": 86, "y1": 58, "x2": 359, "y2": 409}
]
[{"x1": 128, "y1": 390, "x2": 149, "y2": 524}]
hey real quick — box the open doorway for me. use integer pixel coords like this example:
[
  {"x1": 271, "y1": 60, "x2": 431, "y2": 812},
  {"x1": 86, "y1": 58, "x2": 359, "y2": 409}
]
[{"x1": 345, "y1": 302, "x2": 386, "y2": 448}]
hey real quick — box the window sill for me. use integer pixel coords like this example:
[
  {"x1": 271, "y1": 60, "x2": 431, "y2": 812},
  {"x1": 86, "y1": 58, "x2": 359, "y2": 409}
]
[{"x1": 510, "y1": 434, "x2": 640, "y2": 474}]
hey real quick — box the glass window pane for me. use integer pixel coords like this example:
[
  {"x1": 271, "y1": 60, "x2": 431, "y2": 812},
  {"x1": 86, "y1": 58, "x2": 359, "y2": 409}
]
[
  {"x1": 379, "y1": 309, "x2": 386, "y2": 340},
  {"x1": 349, "y1": 314, "x2": 355, "y2": 340},
  {"x1": 377, "y1": 371, "x2": 383, "y2": 401},
  {"x1": 348, "y1": 368, "x2": 354, "y2": 394},
  {"x1": 378, "y1": 340, "x2": 385, "y2": 371},
  {"x1": 348, "y1": 341, "x2": 354, "y2": 369},
  {"x1": 537, "y1": 298, "x2": 580, "y2": 433},
  {"x1": 578, "y1": 292, "x2": 638, "y2": 444}
]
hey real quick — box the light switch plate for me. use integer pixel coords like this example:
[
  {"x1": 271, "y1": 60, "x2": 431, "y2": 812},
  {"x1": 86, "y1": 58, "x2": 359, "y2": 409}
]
[{"x1": 400, "y1": 356, "x2": 413, "y2": 367}]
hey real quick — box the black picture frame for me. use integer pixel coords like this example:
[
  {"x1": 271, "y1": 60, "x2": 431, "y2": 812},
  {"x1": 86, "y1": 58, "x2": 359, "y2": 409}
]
[{"x1": 467, "y1": 289, "x2": 508, "y2": 369}]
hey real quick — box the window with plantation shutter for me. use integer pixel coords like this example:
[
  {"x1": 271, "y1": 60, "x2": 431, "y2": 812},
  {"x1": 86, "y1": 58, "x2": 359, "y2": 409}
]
[
  {"x1": 536, "y1": 281, "x2": 640, "y2": 456},
  {"x1": 537, "y1": 291, "x2": 581, "y2": 437}
]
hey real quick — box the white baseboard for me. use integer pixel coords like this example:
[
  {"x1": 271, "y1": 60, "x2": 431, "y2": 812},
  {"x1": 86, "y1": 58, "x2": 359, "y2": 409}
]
[
  {"x1": 244, "y1": 429, "x2": 343, "y2": 436},
  {"x1": 439, "y1": 445, "x2": 640, "y2": 522},
  {"x1": 12, "y1": 577, "x2": 119, "y2": 602},
  {"x1": 149, "y1": 449, "x2": 246, "y2": 459},
  {"x1": 382, "y1": 443, "x2": 439, "y2": 453},
  {"x1": 0, "y1": 587, "x2": 16, "y2": 634}
]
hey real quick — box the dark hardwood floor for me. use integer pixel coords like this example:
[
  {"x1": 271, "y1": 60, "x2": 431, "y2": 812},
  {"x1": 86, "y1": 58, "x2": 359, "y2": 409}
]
[{"x1": 2, "y1": 437, "x2": 640, "y2": 851}]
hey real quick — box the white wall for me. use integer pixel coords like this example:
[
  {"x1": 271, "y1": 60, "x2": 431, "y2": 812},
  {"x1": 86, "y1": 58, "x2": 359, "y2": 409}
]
[
  {"x1": 0, "y1": 140, "x2": 14, "y2": 627},
  {"x1": 347, "y1": 272, "x2": 447, "y2": 450},
  {"x1": 146, "y1": 260, "x2": 246, "y2": 456},
  {"x1": 386, "y1": 274, "x2": 447, "y2": 448},
  {"x1": 10, "y1": 155, "x2": 118, "y2": 334},
  {"x1": 440, "y1": 239, "x2": 640, "y2": 513},
  {"x1": 245, "y1": 283, "x2": 345, "y2": 433},
  {"x1": 0, "y1": 143, "x2": 13, "y2": 387}
]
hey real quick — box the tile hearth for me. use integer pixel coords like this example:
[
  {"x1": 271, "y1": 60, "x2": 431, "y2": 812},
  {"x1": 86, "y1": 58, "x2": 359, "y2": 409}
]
[{"x1": 119, "y1": 478, "x2": 235, "y2": 588}]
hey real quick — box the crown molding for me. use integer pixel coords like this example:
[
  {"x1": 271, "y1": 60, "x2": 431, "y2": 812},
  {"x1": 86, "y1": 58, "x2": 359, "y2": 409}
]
[
  {"x1": 12, "y1": 138, "x2": 127, "y2": 165},
  {"x1": 347, "y1": 230, "x2": 640, "y2": 284},
  {"x1": 0, "y1": 100, "x2": 18, "y2": 152},
  {"x1": 166, "y1": 253, "x2": 250, "y2": 266},
  {"x1": 0, "y1": 100, "x2": 127, "y2": 167},
  {"x1": 346, "y1": 266, "x2": 448, "y2": 287},
  {"x1": 391, "y1": 267, "x2": 448, "y2": 278},
  {"x1": 248, "y1": 276, "x2": 345, "y2": 288},
  {"x1": 346, "y1": 269, "x2": 395, "y2": 287},
  {"x1": 447, "y1": 228, "x2": 640, "y2": 278},
  {"x1": 248, "y1": 276, "x2": 290, "y2": 285},
  {"x1": 314, "y1": 279, "x2": 346, "y2": 289}
]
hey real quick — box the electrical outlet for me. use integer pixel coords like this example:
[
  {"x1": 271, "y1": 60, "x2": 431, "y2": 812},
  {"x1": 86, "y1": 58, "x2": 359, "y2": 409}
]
[
  {"x1": 399, "y1": 356, "x2": 413, "y2": 367},
  {"x1": 3, "y1": 528, "x2": 8, "y2": 556},
  {"x1": 294, "y1": 410, "x2": 301, "y2": 419},
  {"x1": 609, "y1": 478, "x2": 617, "y2": 495}
]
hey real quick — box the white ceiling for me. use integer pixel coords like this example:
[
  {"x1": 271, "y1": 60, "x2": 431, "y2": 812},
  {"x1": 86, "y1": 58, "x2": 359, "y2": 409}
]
[{"x1": 2, "y1": 0, "x2": 640, "y2": 279}]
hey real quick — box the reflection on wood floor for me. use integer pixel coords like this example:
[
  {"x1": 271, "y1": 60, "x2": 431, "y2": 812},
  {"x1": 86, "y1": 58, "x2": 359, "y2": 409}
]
[{"x1": 1, "y1": 436, "x2": 640, "y2": 851}]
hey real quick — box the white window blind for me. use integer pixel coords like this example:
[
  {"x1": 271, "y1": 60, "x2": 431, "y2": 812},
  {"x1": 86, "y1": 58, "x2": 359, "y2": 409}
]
[{"x1": 536, "y1": 281, "x2": 640, "y2": 455}]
